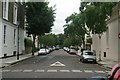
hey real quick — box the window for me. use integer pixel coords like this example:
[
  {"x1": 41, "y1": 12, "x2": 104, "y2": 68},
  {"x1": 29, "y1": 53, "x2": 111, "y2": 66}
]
[
  {"x1": 104, "y1": 52, "x2": 106, "y2": 57},
  {"x1": 84, "y1": 52, "x2": 94, "y2": 55},
  {"x1": 13, "y1": 4, "x2": 18, "y2": 24},
  {"x1": 14, "y1": 29, "x2": 16, "y2": 45},
  {"x1": 3, "y1": 0, "x2": 9, "y2": 20},
  {"x1": 3, "y1": 25, "x2": 7, "y2": 44},
  {"x1": 15, "y1": 0, "x2": 18, "y2": 2}
]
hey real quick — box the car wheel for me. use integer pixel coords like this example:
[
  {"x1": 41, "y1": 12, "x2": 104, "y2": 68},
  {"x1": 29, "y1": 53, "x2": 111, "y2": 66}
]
[
  {"x1": 80, "y1": 59, "x2": 81, "y2": 61},
  {"x1": 81, "y1": 59, "x2": 84, "y2": 63},
  {"x1": 94, "y1": 60, "x2": 97, "y2": 64}
]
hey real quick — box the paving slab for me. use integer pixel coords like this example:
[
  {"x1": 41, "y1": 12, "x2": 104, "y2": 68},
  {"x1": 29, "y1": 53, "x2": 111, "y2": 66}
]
[{"x1": 0, "y1": 52, "x2": 38, "y2": 68}]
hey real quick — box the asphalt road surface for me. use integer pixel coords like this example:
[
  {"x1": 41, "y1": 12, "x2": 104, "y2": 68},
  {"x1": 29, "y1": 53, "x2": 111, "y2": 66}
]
[{"x1": 2, "y1": 49, "x2": 110, "y2": 79}]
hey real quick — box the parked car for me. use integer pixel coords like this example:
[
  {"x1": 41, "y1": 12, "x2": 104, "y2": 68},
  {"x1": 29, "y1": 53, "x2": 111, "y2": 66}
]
[
  {"x1": 63, "y1": 47, "x2": 70, "y2": 53},
  {"x1": 88, "y1": 62, "x2": 120, "y2": 80},
  {"x1": 80, "y1": 50, "x2": 96, "y2": 63},
  {"x1": 48, "y1": 48, "x2": 53, "y2": 52},
  {"x1": 107, "y1": 62, "x2": 120, "y2": 80},
  {"x1": 69, "y1": 48, "x2": 77, "y2": 54},
  {"x1": 55, "y1": 46, "x2": 59, "y2": 50},
  {"x1": 38, "y1": 49, "x2": 48, "y2": 55}
]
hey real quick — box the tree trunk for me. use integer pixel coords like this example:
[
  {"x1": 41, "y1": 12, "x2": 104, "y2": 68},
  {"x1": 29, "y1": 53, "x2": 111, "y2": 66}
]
[
  {"x1": 37, "y1": 36, "x2": 40, "y2": 49},
  {"x1": 98, "y1": 34, "x2": 102, "y2": 61},
  {"x1": 32, "y1": 35, "x2": 36, "y2": 56},
  {"x1": 82, "y1": 37, "x2": 85, "y2": 49}
]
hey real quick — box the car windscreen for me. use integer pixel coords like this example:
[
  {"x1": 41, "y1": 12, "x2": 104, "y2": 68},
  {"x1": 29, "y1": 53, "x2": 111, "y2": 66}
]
[
  {"x1": 85, "y1": 52, "x2": 94, "y2": 55},
  {"x1": 40, "y1": 49, "x2": 46, "y2": 51}
]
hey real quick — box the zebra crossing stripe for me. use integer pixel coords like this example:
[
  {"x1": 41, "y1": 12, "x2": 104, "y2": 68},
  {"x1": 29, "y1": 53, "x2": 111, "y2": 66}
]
[
  {"x1": 60, "y1": 70, "x2": 70, "y2": 72},
  {"x1": 11, "y1": 70, "x2": 22, "y2": 72},
  {"x1": 35, "y1": 70, "x2": 45, "y2": 72},
  {"x1": 2, "y1": 70, "x2": 10, "y2": 72},
  {"x1": 23, "y1": 70, "x2": 32, "y2": 72},
  {"x1": 106, "y1": 71, "x2": 110, "y2": 73},
  {"x1": 84, "y1": 70, "x2": 93, "y2": 73},
  {"x1": 72, "y1": 70, "x2": 82, "y2": 72},
  {"x1": 95, "y1": 71, "x2": 105, "y2": 73},
  {"x1": 47, "y1": 70, "x2": 57, "y2": 72}
]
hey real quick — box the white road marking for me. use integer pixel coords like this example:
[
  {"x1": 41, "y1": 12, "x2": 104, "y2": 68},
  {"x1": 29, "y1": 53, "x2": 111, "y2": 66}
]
[
  {"x1": 72, "y1": 70, "x2": 82, "y2": 72},
  {"x1": 95, "y1": 71, "x2": 105, "y2": 73},
  {"x1": 50, "y1": 61, "x2": 65, "y2": 67},
  {"x1": 84, "y1": 70, "x2": 93, "y2": 73},
  {"x1": 105, "y1": 71, "x2": 110, "y2": 73},
  {"x1": 35, "y1": 70, "x2": 45, "y2": 72},
  {"x1": 11, "y1": 70, "x2": 22, "y2": 72},
  {"x1": 60, "y1": 70, "x2": 70, "y2": 72},
  {"x1": 2, "y1": 70, "x2": 10, "y2": 72},
  {"x1": 23, "y1": 70, "x2": 32, "y2": 72},
  {"x1": 47, "y1": 70, "x2": 57, "y2": 72}
]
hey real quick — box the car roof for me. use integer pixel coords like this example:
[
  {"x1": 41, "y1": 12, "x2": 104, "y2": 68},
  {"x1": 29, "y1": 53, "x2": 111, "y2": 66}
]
[{"x1": 83, "y1": 50, "x2": 92, "y2": 53}]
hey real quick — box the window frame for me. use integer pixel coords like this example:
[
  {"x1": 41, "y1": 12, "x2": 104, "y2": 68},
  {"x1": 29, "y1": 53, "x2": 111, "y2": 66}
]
[
  {"x1": 2, "y1": 0, "x2": 9, "y2": 20},
  {"x1": 3, "y1": 25, "x2": 7, "y2": 44},
  {"x1": 13, "y1": 3, "x2": 18, "y2": 24}
]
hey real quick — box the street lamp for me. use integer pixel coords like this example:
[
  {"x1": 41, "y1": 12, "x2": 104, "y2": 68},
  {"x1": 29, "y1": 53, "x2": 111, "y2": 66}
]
[
  {"x1": 118, "y1": 2, "x2": 120, "y2": 62},
  {"x1": 17, "y1": 21, "x2": 20, "y2": 60}
]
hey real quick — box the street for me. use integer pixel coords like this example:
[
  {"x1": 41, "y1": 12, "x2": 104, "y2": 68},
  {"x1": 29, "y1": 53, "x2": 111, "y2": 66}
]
[{"x1": 2, "y1": 49, "x2": 110, "y2": 79}]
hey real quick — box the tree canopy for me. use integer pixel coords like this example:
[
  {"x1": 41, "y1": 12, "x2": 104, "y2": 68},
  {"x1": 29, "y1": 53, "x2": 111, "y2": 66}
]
[
  {"x1": 25, "y1": 2, "x2": 56, "y2": 36},
  {"x1": 64, "y1": 2, "x2": 117, "y2": 48},
  {"x1": 64, "y1": 13, "x2": 87, "y2": 47},
  {"x1": 25, "y1": 2, "x2": 56, "y2": 55},
  {"x1": 80, "y1": 2, "x2": 117, "y2": 37}
]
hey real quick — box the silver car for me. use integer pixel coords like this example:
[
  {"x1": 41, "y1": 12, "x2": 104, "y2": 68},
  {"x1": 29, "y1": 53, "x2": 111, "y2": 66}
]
[
  {"x1": 38, "y1": 49, "x2": 48, "y2": 55},
  {"x1": 80, "y1": 50, "x2": 96, "y2": 63}
]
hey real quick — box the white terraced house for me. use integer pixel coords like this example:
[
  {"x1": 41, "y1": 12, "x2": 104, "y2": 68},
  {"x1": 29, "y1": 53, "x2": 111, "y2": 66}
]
[
  {"x1": 0, "y1": 0, "x2": 25, "y2": 58},
  {"x1": 91, "y1": 2, "x2": 120, "y2": 62}
]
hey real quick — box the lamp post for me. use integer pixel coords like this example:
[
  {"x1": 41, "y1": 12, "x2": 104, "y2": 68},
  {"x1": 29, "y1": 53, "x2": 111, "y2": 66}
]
[
  {"x1": 118, "y1": 2, "x2": 120, "y2": 62},
  {"x1": 17, "y1": 21, "x2": 20, "y2": 60}
]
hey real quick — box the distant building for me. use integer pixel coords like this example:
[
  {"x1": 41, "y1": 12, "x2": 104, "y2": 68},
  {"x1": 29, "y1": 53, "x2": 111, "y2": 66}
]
[{"x1": 0, "y1": 0, "x2": 25, "y2": 57}]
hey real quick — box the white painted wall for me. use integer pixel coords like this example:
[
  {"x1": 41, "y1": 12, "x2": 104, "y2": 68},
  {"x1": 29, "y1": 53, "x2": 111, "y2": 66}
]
[
  {"x1": 101, "y1": 32, "x2": 107, "y2": 60},
  {"x1": 91, "y1": 4, "x2": 119, "y2": 61},
  {"x1": 0, "y1": 19, "x2": 2, "y2": 57},
  {"x1": 91, "y1": 32, "x2": 108, "y2": 61},
  {"x1": 108, "y1": 19, "x2": 118, "y2": 61},
  {"x1": 91, "y1": 34, "x2": 99, "y2": 60},
  {"x1": 2, "y1": 21, "x2": 17, "y2": 57},
  {"x1": 1, "y1": 20, "x2": 25, "y2": 57}
]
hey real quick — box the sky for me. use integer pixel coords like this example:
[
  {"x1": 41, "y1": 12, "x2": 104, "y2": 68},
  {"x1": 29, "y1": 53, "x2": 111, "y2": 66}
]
[{"x1": 48, "y1": 0, "x2": 80, "y2": 34}]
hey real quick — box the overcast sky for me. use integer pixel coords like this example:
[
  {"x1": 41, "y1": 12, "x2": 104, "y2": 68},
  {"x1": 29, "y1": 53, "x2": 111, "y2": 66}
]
[{"x1": 48, "y1": 0, "x2": 80, "y2": 34}]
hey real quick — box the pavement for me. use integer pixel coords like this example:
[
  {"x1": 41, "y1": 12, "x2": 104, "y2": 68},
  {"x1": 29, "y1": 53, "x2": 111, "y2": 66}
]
[
  {"x1": 97, "y1": 59, "x2": 118, "y2": 70},
  {"x1": 0, "y1": 50, "x2": 118, "y2": 70},
  {"x1": 0, "y1": 52, "x2": 38, "y2": 68}
]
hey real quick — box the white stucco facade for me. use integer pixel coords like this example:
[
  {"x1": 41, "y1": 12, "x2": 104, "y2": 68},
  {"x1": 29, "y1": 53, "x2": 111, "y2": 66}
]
[
  {"x1": 0, "y1": 20, "x2": 25, "y2": 57},
  {"x1": 0, "y1": 19, "x2": 2, "y2": 57},
  {"x1": 91, "y1": 4, "x2": 120, "y2": 61}
]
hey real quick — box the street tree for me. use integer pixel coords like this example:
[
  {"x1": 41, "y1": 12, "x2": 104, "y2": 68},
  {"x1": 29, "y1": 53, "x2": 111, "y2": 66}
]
[
  {"x1": 25, "y1": 2, "x2": 55, "y2": 55},
  {"x1": 80, "y1": 2, "x2": 117, "y2": 60},
  {"x1": 80, "y1": 2, "x2": 117, "y2": 37},
  {"x1": 64, "y1": 12, "x2": 87, "y2": 48},
  {"x1": 39, "y1": 34, "x2": 56, "y2": 48}
]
